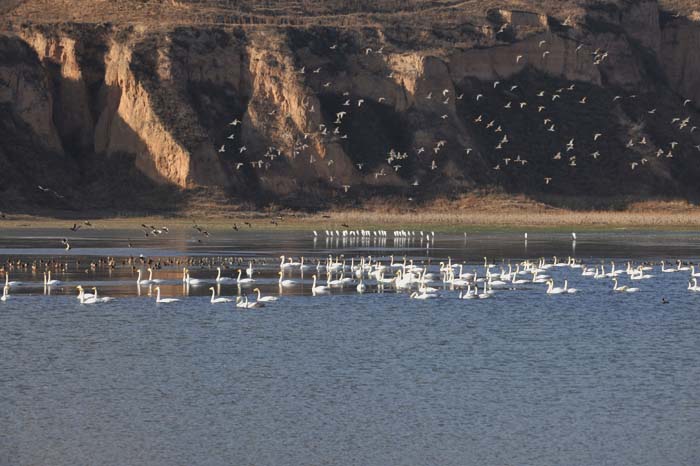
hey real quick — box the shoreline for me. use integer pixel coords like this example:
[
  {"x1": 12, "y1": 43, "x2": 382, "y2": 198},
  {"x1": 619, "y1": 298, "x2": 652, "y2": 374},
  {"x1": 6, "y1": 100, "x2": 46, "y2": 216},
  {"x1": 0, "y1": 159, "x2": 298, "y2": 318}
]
[{"x1": 2, "y1": 201, "x2": 700, "y2": 233}]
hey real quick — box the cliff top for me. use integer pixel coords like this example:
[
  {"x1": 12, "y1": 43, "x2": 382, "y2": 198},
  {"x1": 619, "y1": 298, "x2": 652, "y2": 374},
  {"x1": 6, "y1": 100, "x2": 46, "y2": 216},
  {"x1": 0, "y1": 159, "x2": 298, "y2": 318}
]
[{"x1": 2, "y1": 0, "x2": 698, "y2": 30}]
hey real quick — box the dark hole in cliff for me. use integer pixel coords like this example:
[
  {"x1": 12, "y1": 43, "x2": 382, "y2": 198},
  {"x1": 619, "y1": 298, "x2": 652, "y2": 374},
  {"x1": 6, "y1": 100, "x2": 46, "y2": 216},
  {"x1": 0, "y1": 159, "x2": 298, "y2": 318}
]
[
  {"x1": 318, "y1": 92, "x2": 414, "y2": 177},
  {"x1": 454, "y1": 69, "x2": 699, "y2": 209}
]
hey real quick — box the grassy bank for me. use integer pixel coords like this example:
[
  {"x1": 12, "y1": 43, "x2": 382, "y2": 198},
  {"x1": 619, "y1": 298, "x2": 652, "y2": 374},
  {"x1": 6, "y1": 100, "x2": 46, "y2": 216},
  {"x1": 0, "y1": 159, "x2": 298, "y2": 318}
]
[{"x1": 2, "y1": 197, "x2": 700, "y2": 233}]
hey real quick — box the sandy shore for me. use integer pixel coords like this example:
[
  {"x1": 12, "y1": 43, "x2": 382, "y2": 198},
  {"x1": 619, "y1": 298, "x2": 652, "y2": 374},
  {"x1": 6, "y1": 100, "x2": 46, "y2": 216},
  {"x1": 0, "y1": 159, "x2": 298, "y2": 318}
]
[{"x1": 2, "y1": 197, "x2": 700, "y2": 232}]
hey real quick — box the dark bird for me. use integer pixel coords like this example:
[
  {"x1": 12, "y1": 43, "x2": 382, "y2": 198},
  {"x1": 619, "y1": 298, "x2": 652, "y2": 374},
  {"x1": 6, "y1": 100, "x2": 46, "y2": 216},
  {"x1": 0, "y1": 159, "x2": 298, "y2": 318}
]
[
  {"x1": 70, "y1": 223, "x2": 81, "y2": 232},
  {"x1": 341, "y1": 223, "x2": 350, "y2": 228}
]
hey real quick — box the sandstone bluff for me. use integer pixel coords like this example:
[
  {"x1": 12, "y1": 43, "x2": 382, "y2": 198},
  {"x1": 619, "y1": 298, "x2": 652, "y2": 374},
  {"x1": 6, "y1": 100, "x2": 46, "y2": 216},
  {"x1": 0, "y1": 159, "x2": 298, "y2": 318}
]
[{"x1": 0, "y1": 0, "x2": 699, "y2": 212}]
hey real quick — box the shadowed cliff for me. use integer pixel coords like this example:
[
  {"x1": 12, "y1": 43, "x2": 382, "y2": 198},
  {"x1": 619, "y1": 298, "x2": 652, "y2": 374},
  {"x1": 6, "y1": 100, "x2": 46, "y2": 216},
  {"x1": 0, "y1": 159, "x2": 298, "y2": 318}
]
[{"x1": 0, "y1": 0, "x2": 699, "y2": 212}]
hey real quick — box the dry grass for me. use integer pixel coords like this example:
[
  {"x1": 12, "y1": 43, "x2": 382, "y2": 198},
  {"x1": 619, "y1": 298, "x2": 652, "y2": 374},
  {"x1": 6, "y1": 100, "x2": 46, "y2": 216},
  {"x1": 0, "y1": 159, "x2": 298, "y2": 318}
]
[
  {"x1": 4, "y1": 0, "x2": 694, "y2": 30},
  {"x1": 3, "y1": 197, "x2": 700, "y2": 232}
]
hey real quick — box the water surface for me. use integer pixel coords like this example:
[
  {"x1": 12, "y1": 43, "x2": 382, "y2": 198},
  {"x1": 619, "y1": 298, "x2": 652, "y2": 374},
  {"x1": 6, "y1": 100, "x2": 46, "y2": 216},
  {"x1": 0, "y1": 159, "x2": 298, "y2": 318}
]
[{"x1": 1, "y1": 230, "x2": 699, "y2": 465}]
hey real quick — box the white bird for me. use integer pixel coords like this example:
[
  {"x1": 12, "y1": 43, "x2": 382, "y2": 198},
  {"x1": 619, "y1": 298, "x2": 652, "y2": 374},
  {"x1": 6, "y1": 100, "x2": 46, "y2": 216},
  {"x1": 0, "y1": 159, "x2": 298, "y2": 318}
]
[
  {"x1": 546, "y1": 280, "x2": 566, "y2": 294},
  {"x1": 1, "y1": 285, "x2": 9, "y2": 301},
  {"x1": 44, "y1": 271, "x2": 61, "y2": 286},
  {"x1": 278, "y1": 272, "x2": 296, "y2": 287},
  {"x1": 612, "y1": 278, "x2": 639, "y2": 293},
  {"x1": 253, "y1": 288, "x2": 278, "y2": 302},
  {"x1": 236, "y1": 269, "x2": 255, "y2": 284},
  {"x1": 216, "y1": 267, "x2": 236, "y2": 283},
  {"x1": 311, "y1": 275, "x2": 330, "y2": 295},
  {"x1": 209, "y1": 286, "x2": 233, "y2": 304},
  {"x1": 155, "y1": 287, "x2": 180, "y2": 304}
]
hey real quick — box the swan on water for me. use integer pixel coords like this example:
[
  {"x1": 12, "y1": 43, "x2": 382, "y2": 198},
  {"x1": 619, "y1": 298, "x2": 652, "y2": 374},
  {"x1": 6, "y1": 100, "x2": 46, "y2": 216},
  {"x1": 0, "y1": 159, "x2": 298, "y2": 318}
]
[
  {"x1": 209, "y1": 287, "x2": 233, "y2": 304},
  {"x1": 4, "y1": 274, "x2": 20, "y2": 288},
  {"x1": 185, "y1": 272, "x2": 206, "y2": 286},
  {"x1": 688, "y1": 278, "x2": 700, "y2": 292},
  {"x1": 216, "y1": 267, "x2": 236, "y2": 283},
  {"x1": 236, "y1": 295, "x2": 264, "y2": 308},
  {"x1": 311, "y1": 275, "x2": 330, "y2": 295},
  {"x1": 155, "y1": 287, "x2": 180, "y2": 303},
  {"x1": 278, "y1": 271, "x2": 297, "y2": 287},
  {"x1": 44, "y1": 271, "x2": 61, "y2": 286},
  {"x1": 91, "y1": 287, "x2": 114, "y2": 303},
  {"x1": 253, "y1": 288, "x2": 278, "y2": 302},
  {"x1": 660, "y1": 261, "x2": 676, "y2": 273},
  {"x1": 236, "y1": 269, "x2": 255, "y2": 284},
  {"x1": 546, "y1": 280, "x2": 566, "y2": 295},
  {"x1": 1, "y1": 285, "x2": 8, "y2": 301},
  {"x1": 147, "y1": 268, "x2": 165, "y2": 284},
  {"x1": 612, "y1": 278, "x2": 639, "y2": 293},
  {"x1": 563, "y1": 280, "x2": 578, "y2": 294},
  {"x1": 136, "y1": 269, "x2": 153, "y2": 286}
]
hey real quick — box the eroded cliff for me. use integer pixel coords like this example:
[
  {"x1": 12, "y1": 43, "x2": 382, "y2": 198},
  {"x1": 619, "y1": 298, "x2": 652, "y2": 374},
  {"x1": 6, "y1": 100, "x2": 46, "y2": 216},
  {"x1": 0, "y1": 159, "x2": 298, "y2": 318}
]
[{"x1": 0, "y1": 0, "x2": 699, "y2": 211}]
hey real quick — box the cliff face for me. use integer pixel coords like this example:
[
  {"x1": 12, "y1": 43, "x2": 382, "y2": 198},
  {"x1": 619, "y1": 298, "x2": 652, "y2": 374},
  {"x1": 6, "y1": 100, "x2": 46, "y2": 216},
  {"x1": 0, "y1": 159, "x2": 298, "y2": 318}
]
[{"x1": 0, "y1": 0, "x2": 699, "y2": 211}]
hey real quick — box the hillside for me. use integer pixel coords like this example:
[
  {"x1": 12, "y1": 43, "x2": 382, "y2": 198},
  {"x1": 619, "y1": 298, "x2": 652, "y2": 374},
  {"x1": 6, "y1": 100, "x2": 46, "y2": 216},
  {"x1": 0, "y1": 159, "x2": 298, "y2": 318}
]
[{"x1": 0, "y1": 0, "x2": 699, "y2": 213}]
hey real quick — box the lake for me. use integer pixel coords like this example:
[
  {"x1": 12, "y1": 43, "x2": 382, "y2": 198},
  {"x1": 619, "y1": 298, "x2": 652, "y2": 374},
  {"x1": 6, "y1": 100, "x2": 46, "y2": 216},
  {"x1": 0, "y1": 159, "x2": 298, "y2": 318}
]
[{"x1": 1, "y1": 228, "x2": 699, "y2": 465}]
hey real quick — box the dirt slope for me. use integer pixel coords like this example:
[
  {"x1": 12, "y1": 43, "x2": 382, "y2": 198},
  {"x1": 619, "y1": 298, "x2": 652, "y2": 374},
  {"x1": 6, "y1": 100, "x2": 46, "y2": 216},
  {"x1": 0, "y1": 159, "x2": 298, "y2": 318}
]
[{"x1": 0, "y1": 0, "x2": 699, "y2": 212}]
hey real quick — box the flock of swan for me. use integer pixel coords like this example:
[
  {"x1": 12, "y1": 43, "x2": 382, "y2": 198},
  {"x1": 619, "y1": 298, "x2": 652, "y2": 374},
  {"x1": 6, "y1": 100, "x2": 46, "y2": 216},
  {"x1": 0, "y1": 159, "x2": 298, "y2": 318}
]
[{"x1": 2, "y1": 252, "x2": 700, "y2": 307}]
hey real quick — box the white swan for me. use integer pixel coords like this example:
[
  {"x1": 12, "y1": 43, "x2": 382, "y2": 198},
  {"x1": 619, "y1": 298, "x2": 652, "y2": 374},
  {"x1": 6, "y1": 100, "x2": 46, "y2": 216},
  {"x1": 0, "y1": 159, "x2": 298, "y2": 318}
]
[
  {"x1": 91, "y1": 287, "x2": 114, "y2": 303},
  {"x1": 279, "y1": 255, "x2": 293, "y2": 270},
  {"x1": 300, "y1": 257, "x2": 313, "y2": 271},
  {"x1": 185, "y1": 272, "x2": 206, "y2": 286},
  {"x1": 75, "y1": 287, "x2": 94, "y2": 299},
  {"x1": 690, "y1": 265, "x2": 700, "y2": 278},
  {"x1": 216, "y1": 267, "x2": 236, "y2": 283},
  {"x1": 236, "y1": 295, "x2": 264, "y2": 308},
  {"x1": 278, "y1": 271, "x2": 296, "y2": 287},
  {"x1": 410, "y1": 291, "x2": 437, "y2": 299},
  {"x1": 1, "y1": 285, "x2": 9, "y2": 301},
  {"x1": 236, "y1": 269, "x2": 255, "y2": 284},
  {"x1": 563, "y1": 280, "x2": 578, "y2": 294},
  {"x1": 311, "y1": 275, "x2": 330, "y2": 294},
  {"x1": 4, "y1": 273, "x2": 20, "y2": 288},
  {"x1": 235, "y1": 296, "x2": 249, "y2": 308},
  {"x1": 356, "y1": 279, "x2": 366, "y2": 293},
  {"x1": 209, "y1": 287, "x2": 233, "y2": 303},
  {"x1": 77, "y1": 285, "x2": 106, "y2": 304},
  {"x1": 688, "y1": 278, "x2": 700, "y2": 292},
  {"x1": 147, "y1": 268, "x2": 165, "y2": 284},
  {"x1": 155, "y1": 286, "x2": 180, "y2": 303},
  {"x1": 76, "y1": 286, "x2": 96, "y2": 304},
  {"x1": 660, "y1": 261, "x2": 676, "y2": 273},
  {"x1": 136, "y1": 269, "x2": 153, "y2": 286},
  {"x1": 546, "y1": 280, "x2": 565, "y2": 295},
  {"x1": 459, "y1": 285, "x2": 477, "y2": 299},
  {"x1": 44, "y1": 271, "x2": 61, "y2": 286},
  {"x1": 612, "y1": 278, "x2": 639, "y2": 293},
  {"x1": 245, "y1": 262, "x2": 254, "y2": 277},
  {"x1": 253, "y1": 287, "x2": 278, "y2": 302},
  {"x1": 478, "y1": 282, "x2": 492, "y2": 299}
]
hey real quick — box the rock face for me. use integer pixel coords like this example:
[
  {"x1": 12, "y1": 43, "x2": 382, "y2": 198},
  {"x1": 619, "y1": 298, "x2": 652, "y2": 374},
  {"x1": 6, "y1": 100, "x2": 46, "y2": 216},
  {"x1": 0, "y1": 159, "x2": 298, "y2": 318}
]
[{"x1": 0, "y1": 0, "x2": 699, "y2": 210}]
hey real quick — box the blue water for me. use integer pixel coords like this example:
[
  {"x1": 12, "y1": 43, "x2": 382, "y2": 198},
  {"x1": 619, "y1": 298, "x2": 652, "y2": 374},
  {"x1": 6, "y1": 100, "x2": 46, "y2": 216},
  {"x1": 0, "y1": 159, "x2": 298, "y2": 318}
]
[{"x1": 1, "y1": 230, "x2": 699, "y2": 465}]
